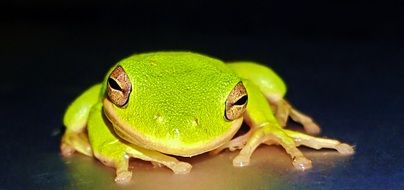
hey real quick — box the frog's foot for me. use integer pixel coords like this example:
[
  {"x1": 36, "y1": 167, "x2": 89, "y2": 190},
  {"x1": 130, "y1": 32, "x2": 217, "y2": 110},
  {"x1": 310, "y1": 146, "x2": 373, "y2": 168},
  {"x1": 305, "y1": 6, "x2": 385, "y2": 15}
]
[
  {"x1": 270, "y1": 99, "x2": 321, "y2": 135},
  {"x1": 232, "y1": 124, "x2": 313, "y2": 170},
  {"x1": 94, "y1": 141, "x2": 192, "y2": 184},
  {"x1": 284, "y1": 129, "x2": 355, "y2": 155},
  {"x1": 211, "y1": 130, "x2": 252, "y2": 155},
  {"x1": 60, "y1": 130, "x2": 93, "y2": 157}
]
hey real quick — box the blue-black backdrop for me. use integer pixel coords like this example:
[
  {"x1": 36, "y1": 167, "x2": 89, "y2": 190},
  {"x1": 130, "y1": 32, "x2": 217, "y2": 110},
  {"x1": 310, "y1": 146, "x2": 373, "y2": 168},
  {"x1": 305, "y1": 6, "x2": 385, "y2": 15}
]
[{"x1": 1, "y1": 1, "x2": 403, "y2": 189}]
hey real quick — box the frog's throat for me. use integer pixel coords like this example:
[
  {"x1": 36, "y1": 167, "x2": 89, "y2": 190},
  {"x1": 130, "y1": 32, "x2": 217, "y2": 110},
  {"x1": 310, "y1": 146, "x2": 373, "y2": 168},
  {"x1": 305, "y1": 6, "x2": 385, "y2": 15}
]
[{"x1": 102, "y1": 98, "x2": 243, "y2": 157}]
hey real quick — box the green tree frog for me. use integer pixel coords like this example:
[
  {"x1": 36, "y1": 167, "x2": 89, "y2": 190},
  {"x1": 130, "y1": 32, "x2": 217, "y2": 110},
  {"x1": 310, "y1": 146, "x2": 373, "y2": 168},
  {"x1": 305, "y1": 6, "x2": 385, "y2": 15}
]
[{"x1": 61, "y1": 52, "x2": 354, "y2": 184}]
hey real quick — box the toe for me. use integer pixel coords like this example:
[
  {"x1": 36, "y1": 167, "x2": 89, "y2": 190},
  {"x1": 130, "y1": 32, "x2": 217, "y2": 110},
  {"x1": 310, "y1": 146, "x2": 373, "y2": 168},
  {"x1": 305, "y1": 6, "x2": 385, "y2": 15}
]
[
  {"x1": 292, "y1": 156, "x2": 312, "y2": 171},
  {"x1": 60, "y1": 143, "x2": 74, "y2": 157},
  {"x1": 172, "y1": 162, "x2": 192, "y2": 174},
  {"x1": 304, "y1": 123, "x2": 321, "y2": 135},
  {"x1": 336, "y1": 143, "x2": 355, "y2": 155},
  {"x1": 115, "y1": 171, "x2": 132, "y2": 184},
  {"x1": 233, "y1": 154, "x2": 250, "y2": 167}
]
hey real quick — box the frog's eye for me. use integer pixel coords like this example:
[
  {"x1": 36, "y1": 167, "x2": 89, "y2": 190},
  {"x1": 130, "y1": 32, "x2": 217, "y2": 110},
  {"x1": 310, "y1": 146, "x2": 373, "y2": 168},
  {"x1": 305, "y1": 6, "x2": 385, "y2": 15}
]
[
  {"x1": 107, "y1": 66, "x2": 132, "y2": 107},
  {"x1": 225, "y1": 82, "x2": 248, "y2": 121}
]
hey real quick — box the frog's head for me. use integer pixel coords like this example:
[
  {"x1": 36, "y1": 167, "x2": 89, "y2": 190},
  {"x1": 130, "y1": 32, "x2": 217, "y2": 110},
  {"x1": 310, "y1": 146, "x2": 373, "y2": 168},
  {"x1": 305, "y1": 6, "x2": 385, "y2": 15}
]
[{"x1": 102, "y1": 52, "x2": 247, "y2": 156}]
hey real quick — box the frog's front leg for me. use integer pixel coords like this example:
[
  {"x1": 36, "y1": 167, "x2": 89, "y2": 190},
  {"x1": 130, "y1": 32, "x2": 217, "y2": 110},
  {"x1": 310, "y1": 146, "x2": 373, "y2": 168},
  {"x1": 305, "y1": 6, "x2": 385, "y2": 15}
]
[
  {"x1": 93, "y1": 141, "x2": 192, "y2": 184},
  {"x1": 233, "y1": 125, "x2": 354, "y2": 169},
  {"x1": 88, "y1": 103, "x2": 191, "y2": 184},
  {"x1": 233, "y1": 124, "x2": 313, "y2": 169},
  {"x1": 233, "y1": 81, "x2": 354, "y2": 170}
]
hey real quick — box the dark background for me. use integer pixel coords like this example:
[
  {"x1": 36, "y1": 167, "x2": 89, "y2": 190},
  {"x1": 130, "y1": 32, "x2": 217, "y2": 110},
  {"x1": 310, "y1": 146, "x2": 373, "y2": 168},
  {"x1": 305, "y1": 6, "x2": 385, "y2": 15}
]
[{"x1": 1, "y1": 0, "x2": 403, "y2": 189}]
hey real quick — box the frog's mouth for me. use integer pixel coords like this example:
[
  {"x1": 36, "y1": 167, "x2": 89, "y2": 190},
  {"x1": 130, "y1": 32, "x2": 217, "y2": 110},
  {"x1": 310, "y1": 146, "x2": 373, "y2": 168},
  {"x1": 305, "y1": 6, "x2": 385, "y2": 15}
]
[{"x1": 102, "y1": 98, "x2": 243, "y2": 157}]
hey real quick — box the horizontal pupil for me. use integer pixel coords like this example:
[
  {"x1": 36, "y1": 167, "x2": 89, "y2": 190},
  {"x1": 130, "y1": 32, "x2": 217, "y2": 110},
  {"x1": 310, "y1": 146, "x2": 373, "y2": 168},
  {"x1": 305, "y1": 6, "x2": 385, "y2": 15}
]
[
  {"x1": 234, "y1": 95, "x2": 248, "y2": 105},
  {"x1": 108, "y1": 78, "x2": 122, "y2": 91}
]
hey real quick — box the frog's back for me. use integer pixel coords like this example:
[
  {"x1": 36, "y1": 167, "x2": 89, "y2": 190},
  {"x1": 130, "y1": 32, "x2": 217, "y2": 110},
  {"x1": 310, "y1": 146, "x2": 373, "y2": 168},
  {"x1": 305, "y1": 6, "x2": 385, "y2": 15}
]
[{"x1": 121, "y1": 52, "x2": 230, "y2": 77}]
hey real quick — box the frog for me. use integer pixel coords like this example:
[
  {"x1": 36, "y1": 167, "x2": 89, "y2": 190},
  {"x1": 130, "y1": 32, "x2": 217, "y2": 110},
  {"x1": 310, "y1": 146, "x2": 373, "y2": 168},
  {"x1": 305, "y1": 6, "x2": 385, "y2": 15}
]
[{"x1": 61, "y1": 52, "x2": 354, "y2": 184}]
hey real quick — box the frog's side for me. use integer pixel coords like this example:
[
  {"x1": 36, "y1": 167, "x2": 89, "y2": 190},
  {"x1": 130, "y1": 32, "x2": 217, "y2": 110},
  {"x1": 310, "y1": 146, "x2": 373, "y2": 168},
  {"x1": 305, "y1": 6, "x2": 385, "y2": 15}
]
[{"x1": 61, "y1": 52, "x2": 354, "y2": 184}]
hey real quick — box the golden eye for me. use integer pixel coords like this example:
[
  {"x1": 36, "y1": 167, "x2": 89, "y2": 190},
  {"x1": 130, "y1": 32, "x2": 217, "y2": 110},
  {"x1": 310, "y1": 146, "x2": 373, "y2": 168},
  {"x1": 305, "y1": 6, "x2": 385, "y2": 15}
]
[
  {"x1": 225, "y1": 82, "x2": 248, "y2": 120},
  {"x1": 107, "y1": 66, "x2": 132, "y2": 107}
]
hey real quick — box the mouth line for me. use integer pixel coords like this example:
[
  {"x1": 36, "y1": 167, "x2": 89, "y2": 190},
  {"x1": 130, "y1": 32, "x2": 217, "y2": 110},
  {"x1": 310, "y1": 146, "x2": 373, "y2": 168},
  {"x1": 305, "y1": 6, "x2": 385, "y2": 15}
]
[
  {"x1": 102, "y1": 98, "x2": 244, "y2": 157},
  {"x1": 103, "y1": 98, "x2": 149, "y2": 148}
]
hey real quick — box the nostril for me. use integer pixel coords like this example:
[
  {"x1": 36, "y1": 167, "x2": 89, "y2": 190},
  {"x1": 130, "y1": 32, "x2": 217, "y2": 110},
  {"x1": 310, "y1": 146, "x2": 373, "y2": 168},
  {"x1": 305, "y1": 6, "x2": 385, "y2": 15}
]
[
  {"x1": 153, "y1": 113, "x2": 165, "y2": 124},
  {"x1": 192, "y1": 118, "x2": 200, "y2": 127}
]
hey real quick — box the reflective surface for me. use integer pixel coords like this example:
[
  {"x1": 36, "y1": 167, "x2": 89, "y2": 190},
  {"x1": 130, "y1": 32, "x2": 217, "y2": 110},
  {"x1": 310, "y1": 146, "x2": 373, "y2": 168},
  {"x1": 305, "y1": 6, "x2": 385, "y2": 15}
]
[
  {"x1": 1, "y1": 1, "x2": 403, "y2": 189},
  {"x1": 15, "y1": 145, "x2": 354, "y2": 190}
]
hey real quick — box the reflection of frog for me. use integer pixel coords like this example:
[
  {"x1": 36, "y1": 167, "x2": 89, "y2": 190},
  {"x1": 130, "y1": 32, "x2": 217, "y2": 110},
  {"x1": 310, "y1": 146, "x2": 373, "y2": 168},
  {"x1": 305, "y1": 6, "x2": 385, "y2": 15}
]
[{"x1": 61, "y1": 52, "x2": 354, "y2": 183}]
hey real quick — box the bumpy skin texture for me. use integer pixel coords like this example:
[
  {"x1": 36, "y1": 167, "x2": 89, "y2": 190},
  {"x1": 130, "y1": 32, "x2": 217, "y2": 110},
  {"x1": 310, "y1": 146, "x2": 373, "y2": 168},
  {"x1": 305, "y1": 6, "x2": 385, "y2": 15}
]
[
  {"x1": 61, "y1": 52, "x2": 354, "y2": 184},
  {"x1": 102, "y1": 53, "x2": 242, "y2": 156}
]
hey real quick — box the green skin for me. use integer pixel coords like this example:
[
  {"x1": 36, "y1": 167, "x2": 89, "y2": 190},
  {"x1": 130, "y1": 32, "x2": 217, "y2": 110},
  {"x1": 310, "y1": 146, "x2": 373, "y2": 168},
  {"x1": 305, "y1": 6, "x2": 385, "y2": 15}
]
[{"x1": 61, "y1": 52, "x2": 354, "y2": 184}]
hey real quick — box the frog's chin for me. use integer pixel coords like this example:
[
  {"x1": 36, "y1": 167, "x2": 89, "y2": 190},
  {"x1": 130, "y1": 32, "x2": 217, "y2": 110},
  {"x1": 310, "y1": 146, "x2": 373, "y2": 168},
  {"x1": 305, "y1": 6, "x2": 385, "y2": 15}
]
[{"x1": 102, "y1": 98, "x2": 243, "y2": 157}]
